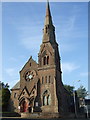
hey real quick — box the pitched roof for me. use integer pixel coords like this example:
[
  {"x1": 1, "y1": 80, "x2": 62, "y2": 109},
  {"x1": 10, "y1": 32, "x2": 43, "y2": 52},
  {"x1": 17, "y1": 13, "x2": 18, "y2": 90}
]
[
  {"x1": 20, "y1": 56, "x2": 38, "y2": 73},
  {"x1": 11, "y1": 81, "x2": 20, "y2": 90}
]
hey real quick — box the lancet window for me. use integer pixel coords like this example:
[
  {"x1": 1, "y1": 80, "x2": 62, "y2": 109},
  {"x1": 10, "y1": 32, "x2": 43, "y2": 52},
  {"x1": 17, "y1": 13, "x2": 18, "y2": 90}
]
[{"x1": 43, "y1": 56, "x2": 49, "y2": 65}]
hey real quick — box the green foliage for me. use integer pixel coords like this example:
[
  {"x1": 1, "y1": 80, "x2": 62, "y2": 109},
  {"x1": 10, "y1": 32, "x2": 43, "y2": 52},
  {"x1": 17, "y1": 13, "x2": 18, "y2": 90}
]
[
  {"x1": 76, "y1": 85, "x2": 88, "y2": 98},
  {"x1": 64, "y1": 84, "x2": 74, "y2": 95},
  {"x1": 0, "y1": 81, "x2": 9, "y2": 89},
  {"x1": 64, "y1": 84, "x2": 88, "y2": 98},
  {"x1": 0, "y1": 82, "x2": 10, "y2": 111},
  {"x1": 2, "y1": 88, "x2": 10, "y2": 107}
]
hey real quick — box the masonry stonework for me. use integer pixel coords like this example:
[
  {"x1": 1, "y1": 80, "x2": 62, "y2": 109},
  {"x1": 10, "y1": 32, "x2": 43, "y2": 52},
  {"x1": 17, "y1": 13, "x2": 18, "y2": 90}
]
[{"x1": 10, "y1": 1, "x2": 71, "y2": 117}]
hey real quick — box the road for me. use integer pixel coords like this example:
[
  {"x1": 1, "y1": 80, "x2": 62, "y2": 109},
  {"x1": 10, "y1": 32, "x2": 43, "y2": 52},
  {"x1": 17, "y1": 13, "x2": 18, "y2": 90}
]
[{"x1": 0, "y1": 117, "x2": 90, "y2": 120}]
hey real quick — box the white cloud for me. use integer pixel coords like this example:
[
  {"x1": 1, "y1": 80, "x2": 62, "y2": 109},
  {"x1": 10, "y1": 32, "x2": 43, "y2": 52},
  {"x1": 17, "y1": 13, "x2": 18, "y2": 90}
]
[
  {"x1": 5, "y1": 68, "x2": 15, "y2": 77},
  {"x1": 58, "y1": 6, "x2": 87, "y2": 40},
  {"x1": 61, "y1": 62, "x2": 80, "y2": 73},
  {"x1": 5, "y1": 68, "x2": 19, "y2": 77},
  {"x1": 60, "y1": 16, "x2": 76, "y2": 38},
  {"x1": 20, "y1": 36, "x2": 42, "y2": 50},
  {"x1": 9, "y1": 57, "x2": 17, "y2": 62},
  {"x1": 65, "y1": 16, "x2": 75, "y2": 32},
  {"x1": 80, "y1": 72, "x2": 90, "y2": 77},
  {"x1": 60, "y1": 43, "x2": 75, "y2": 53},
  {"x1": 16, "y1": 23, "x2": 42, "y2": 51}
]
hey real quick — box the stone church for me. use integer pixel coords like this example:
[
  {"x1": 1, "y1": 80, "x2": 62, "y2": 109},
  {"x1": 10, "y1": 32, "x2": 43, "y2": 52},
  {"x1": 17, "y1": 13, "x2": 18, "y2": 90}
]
[{"x1": 10, "y1": 1, "x2": 71, "y2": 118}]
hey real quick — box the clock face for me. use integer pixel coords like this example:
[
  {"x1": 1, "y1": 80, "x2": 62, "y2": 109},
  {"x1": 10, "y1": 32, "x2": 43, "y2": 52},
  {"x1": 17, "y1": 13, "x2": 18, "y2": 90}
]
[{"x1": 25, "y1": 70, "x2": 36, "y2": 81}]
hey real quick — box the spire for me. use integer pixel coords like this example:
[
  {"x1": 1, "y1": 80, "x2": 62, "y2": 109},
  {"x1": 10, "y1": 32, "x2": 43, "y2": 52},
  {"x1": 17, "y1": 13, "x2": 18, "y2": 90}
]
[
  {"x1": 46, "y1": 0, "x2": 51, "y2": 17},
  {"x1": 44, "y1": 0, "x2": 53, "y2": 25},
  {"x1": 42, "y1": 1, "x2": 56, "y2": 44}
]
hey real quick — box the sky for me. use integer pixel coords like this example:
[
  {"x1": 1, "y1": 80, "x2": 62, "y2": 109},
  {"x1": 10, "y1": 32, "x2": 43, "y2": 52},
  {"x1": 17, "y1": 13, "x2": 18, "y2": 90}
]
[
  {"x1": 1, "y1": 0, "x2": 90, "y2": 2},
  {"x1": 2, "y1": 2, "x2": 88, "y2": 91}
]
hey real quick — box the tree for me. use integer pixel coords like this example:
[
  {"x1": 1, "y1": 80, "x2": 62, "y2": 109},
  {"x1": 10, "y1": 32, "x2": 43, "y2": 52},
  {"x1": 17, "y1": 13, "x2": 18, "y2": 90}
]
[
  {"x1": 64, "y1": 84, "x2": 88, "y2": 99},
  {"x1": 76, "y1": 85, "x2": 88, "y2": 98},
  {"x1": 0, "y1": 81, "x2": 9, "y2": 89},
  {"x1": 2, "y1": 88, "x2": 10, "y2": 111},
  {"x1": 64, "y1": 84, "x2": 74, "y2": 96},
  {"x1": 0, "y1": 82, "x2": 10, "y2": 111}
]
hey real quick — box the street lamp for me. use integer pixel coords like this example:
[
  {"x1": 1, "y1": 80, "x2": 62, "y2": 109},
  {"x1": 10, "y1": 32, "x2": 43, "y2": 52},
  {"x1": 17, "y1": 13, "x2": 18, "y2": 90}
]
[
  {"x1": 73, "y1": 80, "x2": 81, "y2": 118},
  {"x1": 73, "y1": 90, "x2": 77, "y2": 118},
  {"x1": 84, "y1": 93, "x2": 90, "y2": 118}
]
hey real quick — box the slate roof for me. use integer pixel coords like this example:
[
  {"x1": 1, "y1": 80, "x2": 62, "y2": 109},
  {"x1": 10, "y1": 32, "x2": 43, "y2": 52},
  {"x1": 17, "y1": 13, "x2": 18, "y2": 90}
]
[{"x1": 11, "y1": 81, "x2": 20, "y2": 90}]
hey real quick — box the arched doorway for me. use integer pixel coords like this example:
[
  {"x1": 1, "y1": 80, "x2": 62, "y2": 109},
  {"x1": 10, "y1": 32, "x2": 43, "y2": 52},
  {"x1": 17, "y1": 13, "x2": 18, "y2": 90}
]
[
  {"x1": 22, "y1": 101, "x2": 28, "y2": 112},
  {"x1": 20, "y1": 100, "x2": 28, "y2": 112}
]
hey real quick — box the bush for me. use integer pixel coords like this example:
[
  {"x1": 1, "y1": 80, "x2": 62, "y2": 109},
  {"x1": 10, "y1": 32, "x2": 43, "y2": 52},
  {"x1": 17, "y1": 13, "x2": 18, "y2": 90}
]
[{"x1": 2, "y1": 88, "x2": 10, "y2": 111}]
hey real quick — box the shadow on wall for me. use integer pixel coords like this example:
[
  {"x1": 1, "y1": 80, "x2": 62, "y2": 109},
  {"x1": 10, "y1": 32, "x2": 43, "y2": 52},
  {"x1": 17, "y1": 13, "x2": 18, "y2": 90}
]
[{"x1": 34, "y1": 79, "x2": 42, "y2": 112}]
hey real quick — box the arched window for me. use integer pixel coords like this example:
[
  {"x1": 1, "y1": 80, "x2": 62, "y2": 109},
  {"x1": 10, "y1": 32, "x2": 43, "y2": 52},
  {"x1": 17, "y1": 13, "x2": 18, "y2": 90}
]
[
  {"x1": 42, "y1": 77, "x2": 44, "y2": 84},
  {"x1": 45, "y1": 76, "x2": 47, "y2": 83},
  {"x1": 43, "y1": 57, "x2": 46, "y2": 65},
  {"x1": 47, "y1": 56, "x2": 49, "y2": 65},
  {"x1": 43, "y1": 90, "x2": 51, "y2": 106},
  {"x1": 44, "y1": 96, "x2": 47, "y2": 105},
  {"x1": 30, "y1": 63, "x2": 31, "y2": 66},
  {"x1": 43, "y1": 96, "x2": 45, "y2": 105},
  {"x1": 47, "y1": 95, "x2": 51, "y2": 105},
  {"x1": 14, "y1": 93, "x2": 17, "y2": 98},
  {"x1": 46, "y1": 27, "x2": 48, "y2": 33},
  {"x1": 43, "y1": 96, "x2": 47, "y2": 106},
  {"x1": 49, "y1": 76, "x2": 51, "y2": 83},
  {"x1": 43, "y1": 56, "x2": 49, "y2": 65}
]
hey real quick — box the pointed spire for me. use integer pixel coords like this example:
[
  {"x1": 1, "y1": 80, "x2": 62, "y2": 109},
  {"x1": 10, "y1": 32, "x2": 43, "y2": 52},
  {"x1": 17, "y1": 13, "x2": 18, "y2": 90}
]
[
  {"x1": 46, "y1": 0, "x2": 51, "y2": 17},
  {"x1": 42, "y1": 0, "x2": 56, "y2": 44},
  {"x1": 44, "y1": 0, "x2": 53, "y2": 25}
]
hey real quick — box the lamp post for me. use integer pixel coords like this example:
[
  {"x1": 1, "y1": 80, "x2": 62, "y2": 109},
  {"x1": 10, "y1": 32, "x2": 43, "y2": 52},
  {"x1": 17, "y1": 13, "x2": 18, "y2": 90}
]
[
  {"x1": 73, "y1": 80, "x2": 81, "y2": 118},
  {"x1": 86, "y1": 105, "x2": 89, "y2": 118},
  {"x1": 84, "y1": 93, "x2": 90, "y2": 118},
  {"x1": 73, "y1": 90, "x2": 77, "y2": 118}
]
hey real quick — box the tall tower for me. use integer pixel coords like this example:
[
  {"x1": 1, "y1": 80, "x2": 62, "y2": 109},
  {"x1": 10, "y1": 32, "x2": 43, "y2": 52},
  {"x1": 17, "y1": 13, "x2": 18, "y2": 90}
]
[
  {"x1": 38, "y1": 1, "x2": 61, "y2": 71},
  {"x1": 38, "y1": 1, "x2": 63, "y2": 113}
]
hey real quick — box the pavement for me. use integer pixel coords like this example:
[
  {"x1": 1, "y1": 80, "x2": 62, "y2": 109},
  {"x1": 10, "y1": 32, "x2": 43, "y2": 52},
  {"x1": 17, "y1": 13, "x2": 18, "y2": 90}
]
[{"x1": 0, "y1": 117, "x2": 90, "y2": 120}]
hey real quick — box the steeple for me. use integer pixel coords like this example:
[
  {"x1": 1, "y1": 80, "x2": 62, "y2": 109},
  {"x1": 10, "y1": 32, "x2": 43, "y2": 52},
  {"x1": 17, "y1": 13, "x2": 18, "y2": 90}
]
[
  {"x1": 42, "y1": 1, "x2": 56, "y2": 44},
  {"x1": 44, "y1": 0, "x2": 53, "y2": 25},
  {"x1": 38, "y1": 1, "x2": 60, "y2": 71}
]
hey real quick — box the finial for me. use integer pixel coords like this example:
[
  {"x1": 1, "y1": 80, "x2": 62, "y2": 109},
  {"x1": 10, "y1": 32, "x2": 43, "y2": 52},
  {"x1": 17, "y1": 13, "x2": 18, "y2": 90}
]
[
  {"x1": 46, "y1": 0, "x2": 51, "y2": 17},
  {"x1": 47, "y1": 0, "x2": 49, "y2": 3},
  {"x1": 30, "y1": 56, "x2": 32, "y2": 59}
]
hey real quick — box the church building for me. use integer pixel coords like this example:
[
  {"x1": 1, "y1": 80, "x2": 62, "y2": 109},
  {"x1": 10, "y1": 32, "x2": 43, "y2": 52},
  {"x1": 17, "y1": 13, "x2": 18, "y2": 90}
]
[{"x1": 10, "y1": 1, "x2": 71, "y2": 118}]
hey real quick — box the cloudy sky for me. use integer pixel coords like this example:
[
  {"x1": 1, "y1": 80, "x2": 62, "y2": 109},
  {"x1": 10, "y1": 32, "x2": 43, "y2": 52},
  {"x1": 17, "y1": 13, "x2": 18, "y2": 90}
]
[{"x1": 2, "y1": 2, "x2": 88, "y2": 91}]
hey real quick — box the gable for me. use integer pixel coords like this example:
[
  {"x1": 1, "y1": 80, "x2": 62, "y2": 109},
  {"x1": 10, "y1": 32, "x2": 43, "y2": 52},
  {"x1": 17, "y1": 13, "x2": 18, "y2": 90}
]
[
  {"x1": 18, "y1": 86, "x2": 29, "y2": 100},
  {"x1": 18, "y1": 85, "x2": 37, "y2": 101},
  {"x1": 40, "y1": 43, "x2": 53, "y2": 56},
  {"x1": 20, "y1": 56, "x2": 38, "y2": 74}
]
